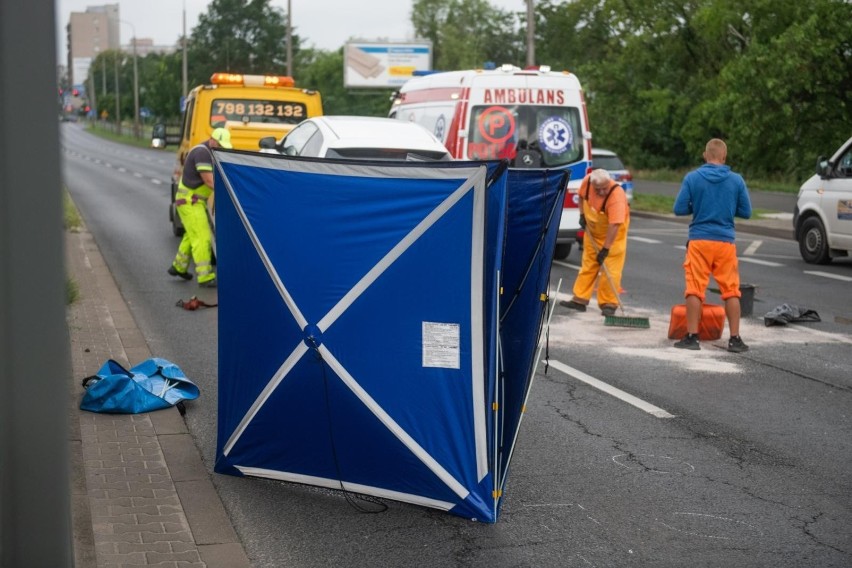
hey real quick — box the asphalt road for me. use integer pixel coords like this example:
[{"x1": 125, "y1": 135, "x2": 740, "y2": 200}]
[{"x1": 61, "y1": 123, "x2": 851, "y2": 568}]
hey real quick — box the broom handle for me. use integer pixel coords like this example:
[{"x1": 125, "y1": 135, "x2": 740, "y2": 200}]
[{"x1": 586, "y1": 235, "x2": 625, "y2": 316}]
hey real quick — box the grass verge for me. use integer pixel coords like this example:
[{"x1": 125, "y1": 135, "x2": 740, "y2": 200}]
[
  {"x1": 86, "y1": 122, "x2": 154, "y2": 149},
  {"x1": 64, "y1": 188, "x2": 82, "y2": 305},
  {"x1": 634, "y1": 168, "x2": 799, "y2": 194}
]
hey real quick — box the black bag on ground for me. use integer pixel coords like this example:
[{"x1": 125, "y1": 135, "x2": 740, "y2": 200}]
[{"x1": 763, "y1": 304, "x2": 821, "y2": 327}]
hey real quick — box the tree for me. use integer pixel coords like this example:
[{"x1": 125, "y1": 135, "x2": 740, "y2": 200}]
[
  {"x1": 694, "y1": 0, "x2": 852, "y2": 178},
  {"x1": 142, "y1": 52, "x2": 184, "y2": 121},
  {"x1": 533, "y1": 0, "x2": 852, "y2": 178},
  {"x1": 188, "y1": 0, "x2": 302, "y2": 85},
  {"x1": 412, "y1": 0, "x2": 524, "y2": 70}
]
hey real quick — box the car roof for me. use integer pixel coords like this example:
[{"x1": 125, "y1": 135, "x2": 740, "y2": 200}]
[{"x1": 314, "y1": 116, "x2": 447, "y2": 152}]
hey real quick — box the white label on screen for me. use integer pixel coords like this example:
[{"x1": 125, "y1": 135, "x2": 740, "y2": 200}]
[{"x1": 422, "y1": 322, "x2": 460, "y2": 369}]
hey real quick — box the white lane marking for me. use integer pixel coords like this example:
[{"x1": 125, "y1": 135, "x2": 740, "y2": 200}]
[
  {"x1": 133, "y1": 172, "x2": 143, "y2": 178},
  {"x1": 629, "y1": 236, "x2": 662, "y2": 244},
  {"x1": 552, "y1": 260, "x2": 580, "y2": 271},
  {"x1": 804, "y1": 270, "x2": 852, "y2": 282},
  {"x1": 546, "y1": 359, "x2": 676, "y2": 418},
  {"x1": 743, "y1": 240, "x2": 762, "y2": 255},
  {"x1": 739, "y1": 257, "x2": 783, "y2": 267},
  {"x1": 151, "y1": 179, "x2": 163, "y2": 185},
  {"x1": 118, "y1": 167, "x2": 127, "y2": 173},
  {"x1": 675, "y1": 245, "x2": 687, "y2": 251}
]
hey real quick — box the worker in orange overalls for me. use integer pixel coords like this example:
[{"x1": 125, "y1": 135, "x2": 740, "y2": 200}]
[{"x1": 560, "y1": 168, "x2": 630, "y2": 316}]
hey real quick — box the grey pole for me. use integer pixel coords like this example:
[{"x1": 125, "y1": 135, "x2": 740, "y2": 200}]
[
  {"x1": 286, "y1": 0, "x2": 293, "y2": 77},
  {"x1": 526, "y1": 0, "x2": 535, "y2": 68},
  {"x1": 0, "y1": 0, "x2": 72, "y2": 565},
  {"x1": 121, "y1": 20, "x2": 140, "y2": 139},
  {"x1": 115, "y1": 50, "x2": 121, "y2": 135},
  {"x1": 132, "y1": 36, "x2": 139, "y2": 138},
  {"x1": 182, "y1": 0, "x2": 188, "y2": 97}
]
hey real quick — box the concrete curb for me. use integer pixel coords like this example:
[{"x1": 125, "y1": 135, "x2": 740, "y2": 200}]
[{"x1": 67, "y1": 229, "x2": 250, "y2": 568}]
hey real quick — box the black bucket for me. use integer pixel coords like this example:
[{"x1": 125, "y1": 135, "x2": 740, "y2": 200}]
[{"x1": 740, "y1": 283, "x2": 756, "y2": 317}]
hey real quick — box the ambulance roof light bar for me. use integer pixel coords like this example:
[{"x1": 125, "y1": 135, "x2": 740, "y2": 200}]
[{"x1": 210, "y1": 73, "x2": 295, "y2": 88}]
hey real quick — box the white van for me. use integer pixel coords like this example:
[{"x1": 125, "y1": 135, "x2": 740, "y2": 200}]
[
  {"x1": 389, "y1": 65, "x2": 593, "y2": 259},
  {"x1": 794, "y1": 135, "x2": 852, "y2": 264}
]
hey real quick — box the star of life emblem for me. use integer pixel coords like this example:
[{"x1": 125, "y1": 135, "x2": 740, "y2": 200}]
[{"x1": 537, "y1": 117, "x2": 573, "y2": 155}]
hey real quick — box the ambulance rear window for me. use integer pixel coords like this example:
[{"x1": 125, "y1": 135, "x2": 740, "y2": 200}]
[
  {"x1": 210, "y1": 99, "x2": 307, "y2": 126},
  {"x1": 466, "y1": 105, "x2": 583, "y2": 167}
]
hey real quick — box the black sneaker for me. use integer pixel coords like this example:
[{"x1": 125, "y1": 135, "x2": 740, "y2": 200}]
[
  {"x1": 674, "y1": 334, "x2": 700, "y2": 350},
  {"x1": 601, "y1": 306, "x2": 617, "y2": 317},
  {"x1": 199, "y1": 278, "x2": 217, "y2": 288},
  {"x1": 727, "y1": 336, "x2": 749, "y2": 353},
  {"x1": 168, "y1": 266, "x2": 192, "y2": 281},
  {"x1": 559, "y1": 300, "x2": 587, "y2": 312}
]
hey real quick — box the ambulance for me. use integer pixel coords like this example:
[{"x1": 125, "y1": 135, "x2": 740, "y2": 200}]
[
  {"x1": 389, "y1": 64, "x2": 592, "y2": 259},
  {"x1": 167, "y1": 72, "x2": 323, "y2": 235}
]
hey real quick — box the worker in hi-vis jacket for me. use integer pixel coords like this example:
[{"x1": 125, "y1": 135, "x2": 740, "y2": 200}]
[{"x1": 168, "y1": 127, "x2": 232, "y2": 288}]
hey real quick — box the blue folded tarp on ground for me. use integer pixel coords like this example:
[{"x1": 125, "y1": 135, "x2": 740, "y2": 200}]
[
  {"x1": 212, "y1": 151, "x2": 566, "y2": 522},
  {"x1": 80, "y1": 358, "x2": 199, "y2": 414}
]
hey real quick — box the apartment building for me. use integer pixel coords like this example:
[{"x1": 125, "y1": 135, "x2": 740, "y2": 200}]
[{"x1": 65, "y1": 4, "x2": 119, "y2": 87}]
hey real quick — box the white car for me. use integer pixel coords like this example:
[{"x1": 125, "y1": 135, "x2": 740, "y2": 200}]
[
  {"x1": 258, "y1": 116, "x2": 452, "y2": 162},
  {"x1": 794, "y1": 135, "x2": 852, "y2": 264}
]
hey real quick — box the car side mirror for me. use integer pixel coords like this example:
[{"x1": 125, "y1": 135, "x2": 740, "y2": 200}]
[
  {"x1": 151, "y1": 123, "x2": 166, "y2": 148},
  {"x1": 258, "y1": 136, "x2": 276, "y2": 150},
  {"x1": 816, "y1": 155, "x2": 831, "y2": 177}
]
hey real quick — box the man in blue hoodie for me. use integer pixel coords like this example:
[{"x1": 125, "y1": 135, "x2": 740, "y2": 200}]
[{"x1": 673, "y1": 138, "x2": 752, "y2": 352}]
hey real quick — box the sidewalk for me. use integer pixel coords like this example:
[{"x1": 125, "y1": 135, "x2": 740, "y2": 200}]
[{"x1": 66, "y1": 228, "x2": 250, "y2": 568}]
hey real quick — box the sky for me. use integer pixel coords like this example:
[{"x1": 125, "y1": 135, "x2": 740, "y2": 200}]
[{"x1": 56, "y1": 0, "x2": 529, "y2": 62}]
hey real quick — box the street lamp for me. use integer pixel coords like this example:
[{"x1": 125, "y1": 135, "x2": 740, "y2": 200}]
[{"x1": 120, "y1": 20, "x2": 140, "y2": 138}]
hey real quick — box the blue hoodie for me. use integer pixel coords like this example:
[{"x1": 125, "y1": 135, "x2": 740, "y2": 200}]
[{"x1": 673, "y1": 163, "x2": 752, "y2": 242}]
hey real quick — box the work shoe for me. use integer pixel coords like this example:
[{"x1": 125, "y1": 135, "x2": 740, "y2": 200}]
[
  {"x1": 674, "y1": 333, "x2": 700, "y2": 350},
  {"x1": 167, "y1": 266, "x2": 192, "y2": 281},
  {"x1": 199, "y1": 278, "x2": 217, "y2": 288},
  {"x1": 601, "y1": 306, "x2": 617, "y2": 317},
  {"x1": 560, "y1": 300, "x2": 587, "y2": 312},
  {"x1": 727, "y1": 336, "x2": 749, "y2": 353}
]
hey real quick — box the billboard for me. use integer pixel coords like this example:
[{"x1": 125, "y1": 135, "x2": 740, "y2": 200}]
[{"x1": 344, "y1": 42, "x2": 432, "y2": 89}]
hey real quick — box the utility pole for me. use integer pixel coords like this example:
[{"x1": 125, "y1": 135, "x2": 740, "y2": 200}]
[
  {"x1": 89, "y1": 72, "x2": 97, "y2": 121},
  {"x1": 115, "y1": 50, "x2": 121, "y2": 135},
  {"x1": 131, "y1": 35, "x2": 139, "y2": 138},
  {"x1": 526, "y1": 0, "x2": 535, "y2": 68},
  {"x1": 182, "y1": 0, "x2": 188, "y2": 98},
  {"x1": 286, "y1": 0, "x2": 293, "y2": 77},
  {"x1": 120, "y1": 20, "x2": 140, "y2": 138}
]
